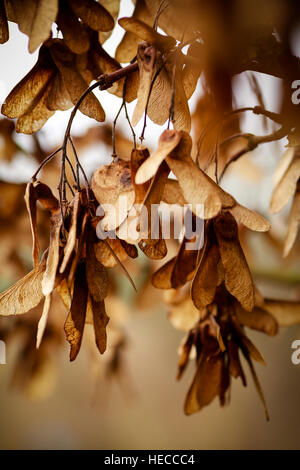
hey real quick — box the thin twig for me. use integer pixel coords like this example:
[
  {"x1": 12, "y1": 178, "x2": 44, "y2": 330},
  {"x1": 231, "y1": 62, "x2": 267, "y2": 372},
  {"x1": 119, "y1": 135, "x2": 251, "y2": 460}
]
[{"x1": 32, "y1": 147, "x2": 62, "y2": 181}]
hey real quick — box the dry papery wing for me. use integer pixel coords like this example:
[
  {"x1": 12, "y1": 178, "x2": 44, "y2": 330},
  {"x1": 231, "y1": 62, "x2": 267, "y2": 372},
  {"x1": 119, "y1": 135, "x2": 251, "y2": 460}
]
[
  {"x1": 116, "y1": 0, "x2": 153, "y2": 62},
  {"x1": 83, "y1": 28, "x2": 129, "y2": 99},
  {"x1": 177, "y1": 329, "x2": 197, "y2": 380},
  {"x1": 283, "y1": 187, "x2": 300, "y2": 257},
  {"x1": 270, "y1": 152, "x2": 300, "y2": 213},
  {"x1": 227, "y1": 339, "x2": 246, "y2": 385},
  {"x1": 163, "y1": 131, "x2": 234, "y2": 219},
  {"x1": 94, "y1": 238, "x2": 128, "y2": 268},
  {"x1": 0, "y1": 118, "x2": 18, "y2": 161},
  {"x1": 98, "y1": 0, "x2": 120, "y2": 44},
  {"x1": 15, "y1": 78, "x2": 55, "y2": 134},
  {"x1": 46, "y1": 71, "x2": 73, "y2": 111},
  {"x1": 86, "y1": 237, "x2": 109, "y2": 303},
  {"x1": 152, "y1": 256, "x2": 176, "y2": 289},
  {"x1": 132, "y1": 45, "x2": 190, "y2": 131},
  {"x1": 184, "y1": 340, "x2": 225, "y2": 415},
  {"x1": 214, "y1": 212, "x2": 255, "y2": 311},
  {"x1": 49, "y1": 39, "x2": 105, "y2": 122},
  {"x1": 182, "y1": 42, "x2": 202, "y2": 100},
  {"x1": 131, "y1": 42, "x2": 156, "y2": 128},
  {"x1": 229, "y1": 204, "x2": 270, "y2": 232},
  {"x1": 56, "y1": 1, "x2": 90, "y2": 54},
  {"x1": 90, "y1": 297, "x2": 109, "y2": 354},
  {"x1": 191, "y1": 230, "x2": 220, "y2": 309},
  {"x1": 135, "y1": 130, "x2": 181, "y2": 184},
  {"x1": 234, "y1": 303, "x2": 278, "y2": 336},
  {"x1": 86, "y1": 235, "x2": 110, "y2": 354},
  {"x1": 0, "y1": 251, "x2": 47, "y2": 315},
  {"x1": 161, "y1": 179, "x2": 186, "y2": 206},
  {"x1": 25, "y1": 182, "x2": 40, "y2": 268},
  {"x1": 60, "y1": 191, "x2": 81, "y2": 274},
  {"x1": 36, "y1": 293, "x2": 51, "y2": 349},
  {"x1": 66, "y1": 0, "x2": 114, "y2": 31},
  {"x1": 232, "y1": 320, "x2": 269, "y2": 421},
  {"x1": 5, "y1": 0, "x2": 58, "y2": 52},
  {"x1": 118, "y1": 16, "x2": 176, "y2": 54},
  {"x1": 171, "y1": 236, "x2": 199, "y2": 289},
  {"x1": 25, "y1": 180, "x2": 60, "y2": 275},
  {"x1": 0, "y1": 0, "x2": 8, "y2": 43},
  {"x1": 230, "y1": 315, "x2": 265, "y2": 366},
  {"x1": 168, "y1": 296, "x2": 200, "y2": 332},
  {"x1": 163, "y1": 52, "x2": 191, "y2": 132},
  {"x1": 64, "y1": 261, "x2": 88, "y2": 361},
  {"x1": 137, "y1": 161, "x2": 169, "y2": 260},
  {"x1": 41, "y1": 209, "x2": 62, "y2": 296},
  {"x1": 263, "y1": 299, "x2": 300, "y2": 326},
  {"x1": 1, "y1": 45, "x2": 56, "y2": 133},
  {"x1": 144, "y1": 0, "x2": 197, "y2": 42},
  {"x1": 130, "y1": 147, "x2": 150, "y2": 204}
]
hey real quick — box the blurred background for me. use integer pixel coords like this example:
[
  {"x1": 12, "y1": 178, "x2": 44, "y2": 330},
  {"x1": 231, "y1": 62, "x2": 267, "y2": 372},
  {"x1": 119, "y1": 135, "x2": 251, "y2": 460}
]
[{"x1": 0, "y1": 1, "x2": 300, "y2": 450}]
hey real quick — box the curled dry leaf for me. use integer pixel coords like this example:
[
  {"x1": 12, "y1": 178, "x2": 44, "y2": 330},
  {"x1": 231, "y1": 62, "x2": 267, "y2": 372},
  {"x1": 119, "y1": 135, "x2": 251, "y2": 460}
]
[
  {"x1": 0, "y1": 252, "x2": 47, "y2": 316},
  {"x1": 214, "y1": 212, "x2": 255, "y2": 311},
  {"x1": 92, "y1": 159, "x2": 135, "y2": 231}
]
